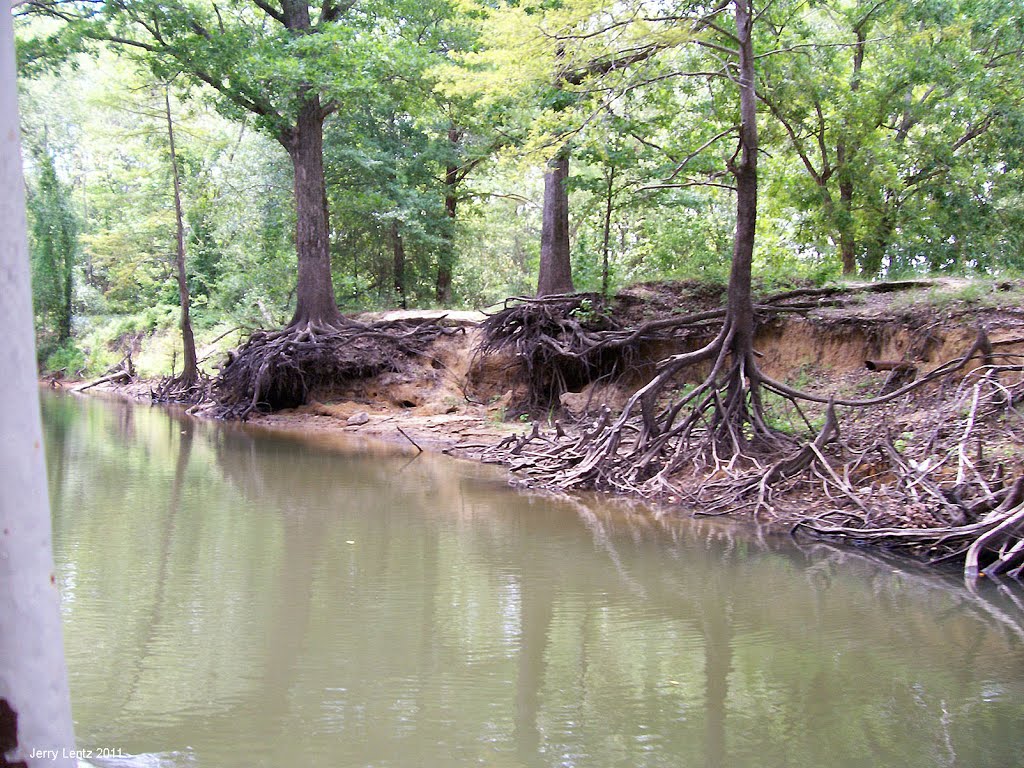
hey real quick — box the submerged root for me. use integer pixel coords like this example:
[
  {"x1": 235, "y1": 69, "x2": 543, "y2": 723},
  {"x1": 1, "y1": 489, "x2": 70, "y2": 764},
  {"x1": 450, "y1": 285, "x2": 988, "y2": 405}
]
[{"x1": 210, "y1": 317, "x2": 460, "y2": 419}]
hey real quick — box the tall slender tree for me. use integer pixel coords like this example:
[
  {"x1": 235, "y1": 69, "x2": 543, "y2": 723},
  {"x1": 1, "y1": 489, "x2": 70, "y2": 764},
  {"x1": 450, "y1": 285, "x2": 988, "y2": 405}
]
[{"x1": 164, "y1": 88, "x2": 198, "y2": 386}]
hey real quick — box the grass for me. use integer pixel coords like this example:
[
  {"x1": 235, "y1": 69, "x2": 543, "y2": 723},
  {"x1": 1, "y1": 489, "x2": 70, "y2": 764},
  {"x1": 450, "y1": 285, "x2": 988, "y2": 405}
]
[{"x1": 41, "y1": 308, "x2": 244, "y2": 379}]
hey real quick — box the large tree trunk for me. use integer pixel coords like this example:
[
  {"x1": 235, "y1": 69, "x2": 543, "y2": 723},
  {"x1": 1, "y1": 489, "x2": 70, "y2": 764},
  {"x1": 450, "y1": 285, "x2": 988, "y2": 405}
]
[
  {"x1": 726, "y1": 0, "x2": 758, "y2": 363},
  {"x1": 282, "y1": 95, "x2": 341, "y2": 328},
  {"x1": 536, "y1": 150, "x2": 574, "y2": 296},
  {"x1": 0, "y1": 11, "x2": 77, "y2": 763},
  {"x1": 165, "y1": 90, "x2": 198, "y2": 385}
]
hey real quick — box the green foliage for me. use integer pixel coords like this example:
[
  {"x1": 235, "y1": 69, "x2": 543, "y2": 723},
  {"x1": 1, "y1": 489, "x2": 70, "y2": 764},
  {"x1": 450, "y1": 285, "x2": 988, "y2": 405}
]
[
  {"x1": 27, "y1": 148, "x2": 77, "y2": 347},
  {"x1": 568, "y1": 297, "x2": 610, "y2": 325},
  {"x1": 14, "y1": 0, "x2": 1024, "y2": 370},
  {"x1": 43, "y1": 341, "x2": 86, "y2": 376},
  {"x1": 758, "y1": 0, "x2": 1024, "y2": 278}
]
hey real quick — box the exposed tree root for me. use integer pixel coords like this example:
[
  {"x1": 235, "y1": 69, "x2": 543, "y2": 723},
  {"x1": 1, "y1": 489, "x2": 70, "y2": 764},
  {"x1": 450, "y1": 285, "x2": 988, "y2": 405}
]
[
  {"x1": 487, "y1": 313, "x2": 799, "y2": 494},
  {"x1": 210, "y1": 317, "x2": 461, "y2": 419},
  {"x1": 787, "y1": 358, "x2": 1024, "y2": 581},
  {"x1": 476, "y1": 286, "x2": 839, "y2": 411},
  {"x1": 475, "y1": 294, "x2": 642, "y2": 409},
  {"x1": 486, "y1": 296, "x2": 1024, "y2": 583},
  {"x1": 150, "y1": 370, "x2": 212, "y2": 405}
]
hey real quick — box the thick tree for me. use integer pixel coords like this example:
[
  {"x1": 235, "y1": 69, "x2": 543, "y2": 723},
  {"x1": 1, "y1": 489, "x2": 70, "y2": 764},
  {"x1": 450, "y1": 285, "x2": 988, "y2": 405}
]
[
  {"x1": 0, "y1": 8, "x2": 77, "y2": 762},
  {"x1": 536, "y1": 149, "x2": 574, "y2": 296}
]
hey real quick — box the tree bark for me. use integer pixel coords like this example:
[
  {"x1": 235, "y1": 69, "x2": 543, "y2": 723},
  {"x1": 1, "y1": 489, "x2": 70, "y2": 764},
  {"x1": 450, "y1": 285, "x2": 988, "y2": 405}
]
[
  {"x1": 281, "y1": 94, "x2": 341, "y2": 328},
  {"x1": 537, "y1": 149, "x2": 574, "y2": 296},
  {"x1": 726, "y1": 0, "x2": 758, "y2": 360},
  {"x1": 165, "y1": 90, "x2": 198, "y2": 384},
  {"x1": 391, "y1": 219, "x2": 407, "y2": 309},
  {"x1": 0, "y1": 10, "x2": 77, "y2": 763},
  {"x1": 59, "y1": 245, "x2": 72, "y2": 344},
  {"x1": 601, "y1": 165, "x2": 615, "y2": 297},
  {"x1": 436, "y1": 125, "x2": 459, "y2": 305}
]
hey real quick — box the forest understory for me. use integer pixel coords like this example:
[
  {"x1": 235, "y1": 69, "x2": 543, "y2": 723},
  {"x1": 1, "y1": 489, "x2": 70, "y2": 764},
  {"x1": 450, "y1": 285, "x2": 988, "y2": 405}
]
[{"x1": 74, "y1": 278, "x2": 1024, "y2": 585}]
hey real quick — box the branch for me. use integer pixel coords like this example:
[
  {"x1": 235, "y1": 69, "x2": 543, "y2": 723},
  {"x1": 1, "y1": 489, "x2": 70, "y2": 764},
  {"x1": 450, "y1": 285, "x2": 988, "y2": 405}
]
[
  {"x1": 757, "y1": 88, "x2": 825, "y2": 185},
  {"x1": 628, "y1": 131, "x2": 678, "y2": 162},
  {"x1": 952, "y1": 111, "x2": 997, "y2": 152},
  {"x1": 639, "y1": 181, "x2": 737, "y2": 192},
  {"x1": 320, "y1": 0, "x2": 357, "y2": 25},
  {"x1": 755, "y1": 36, "x2": 890, "y2": 59},
  {"x1": 694, "y1": 38, "x2": 739, "y2": 58},
  {"x1": 252, "y1": 0, "x2": 286, "y2": 25},
  {"x1": 561, "y1": 42, "x2": 670, "y2": 85},
  {"x1": 666, "y1": 126, "x2": 737, "y2": 181}
]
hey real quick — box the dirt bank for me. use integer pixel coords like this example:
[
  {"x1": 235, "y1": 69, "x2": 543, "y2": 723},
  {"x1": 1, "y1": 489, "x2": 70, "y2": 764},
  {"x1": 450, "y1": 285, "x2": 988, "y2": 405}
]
[
  {"x1": 75, "y1": 278, "x2": 1024, "y2": 466},
  {"x1": 72, "y1": 278, "x2": 1024, "y2": 577},
  {"x1": 256, "y1": 279, "x2": 1024, "y2": 472}
]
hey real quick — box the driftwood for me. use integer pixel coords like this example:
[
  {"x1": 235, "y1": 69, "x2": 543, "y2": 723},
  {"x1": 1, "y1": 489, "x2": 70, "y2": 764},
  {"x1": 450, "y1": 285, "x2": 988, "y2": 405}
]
[{"x1": 76, "y1": 351, "x2": 136, "y2": 392}]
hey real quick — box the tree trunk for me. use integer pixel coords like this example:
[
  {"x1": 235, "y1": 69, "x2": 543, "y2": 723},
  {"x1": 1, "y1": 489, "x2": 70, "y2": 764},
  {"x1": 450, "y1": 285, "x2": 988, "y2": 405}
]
[
  {"x1": 863, "y1": 199, "x2": 896, "y2": 277},
  {"x1": 282, "y1": 94, "x2": 341, "y2": 328},
  {"x1": 601, "y1": 165, "x2": 615, "y2": 298},
  {"x1": 726, "y1": 0, "x2": 758, "y2": 362},
  {"x1": 391, "y1": 219, "x2": 407, "y2": 309},
  {"x1": 837, "y1": 27, "x2": 865, "y2": 278},
  {"x1": 436, "y1": 125, "x2": 459, "y2": 305},
  {"x1": 165, "y1": 90, "x2": 198, "y2": 385},
  {"x1": 0, "y1": 10, "x2": 77, "y2": 763},
  {"x1": 837, "y1": 171, "x2": 856, "y2": 276},
  {"x1": 537, "y1": 149, "x2": 574, "y2": 296},
  {"x1": 838, "y1": 198, "x2": 857, "y2": 276},
  {"x1": 59, "y1": 246, "x2": 72, "y2": 344}
]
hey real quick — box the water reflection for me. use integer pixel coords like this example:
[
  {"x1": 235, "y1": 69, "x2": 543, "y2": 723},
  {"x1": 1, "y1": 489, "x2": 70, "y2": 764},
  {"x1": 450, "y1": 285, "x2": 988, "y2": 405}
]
[{"x1": 42, "y1": 392, "x2": 1024, "y2": 768}]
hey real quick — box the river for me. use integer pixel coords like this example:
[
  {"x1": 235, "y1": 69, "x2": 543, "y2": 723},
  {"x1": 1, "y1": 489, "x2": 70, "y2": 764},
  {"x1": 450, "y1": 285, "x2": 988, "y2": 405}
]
[{"x1": 41, "y1": 391, "x2": 1024, "y2": 767}]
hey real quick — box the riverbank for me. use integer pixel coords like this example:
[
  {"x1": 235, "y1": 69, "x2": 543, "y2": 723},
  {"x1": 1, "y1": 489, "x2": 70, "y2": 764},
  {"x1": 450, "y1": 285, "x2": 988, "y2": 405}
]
[
  {"x1": 261, "y1": 277, "x2": 1024, "y2": 476},
  {"x1": 66, "y1": 278, "x2": 1024, "y2": 577}
]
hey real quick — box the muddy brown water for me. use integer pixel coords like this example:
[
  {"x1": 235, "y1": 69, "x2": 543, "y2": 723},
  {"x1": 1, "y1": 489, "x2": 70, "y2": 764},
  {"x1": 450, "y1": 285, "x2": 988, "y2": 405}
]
[{"x1": 42, "y1": 391, "x2": 1024, "y2": 768}]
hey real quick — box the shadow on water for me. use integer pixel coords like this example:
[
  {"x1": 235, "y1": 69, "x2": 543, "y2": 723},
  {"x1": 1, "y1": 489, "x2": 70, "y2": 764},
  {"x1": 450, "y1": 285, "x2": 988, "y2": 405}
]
[{"x1": 40, "y1": 391, "x2": 1024, "y2": 768}]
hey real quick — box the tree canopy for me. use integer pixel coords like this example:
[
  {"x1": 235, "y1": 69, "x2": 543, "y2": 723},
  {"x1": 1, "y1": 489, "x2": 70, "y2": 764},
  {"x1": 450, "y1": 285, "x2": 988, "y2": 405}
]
[{"x1": 14, "y1": 0, "x2": 1024, "y2": 364}]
